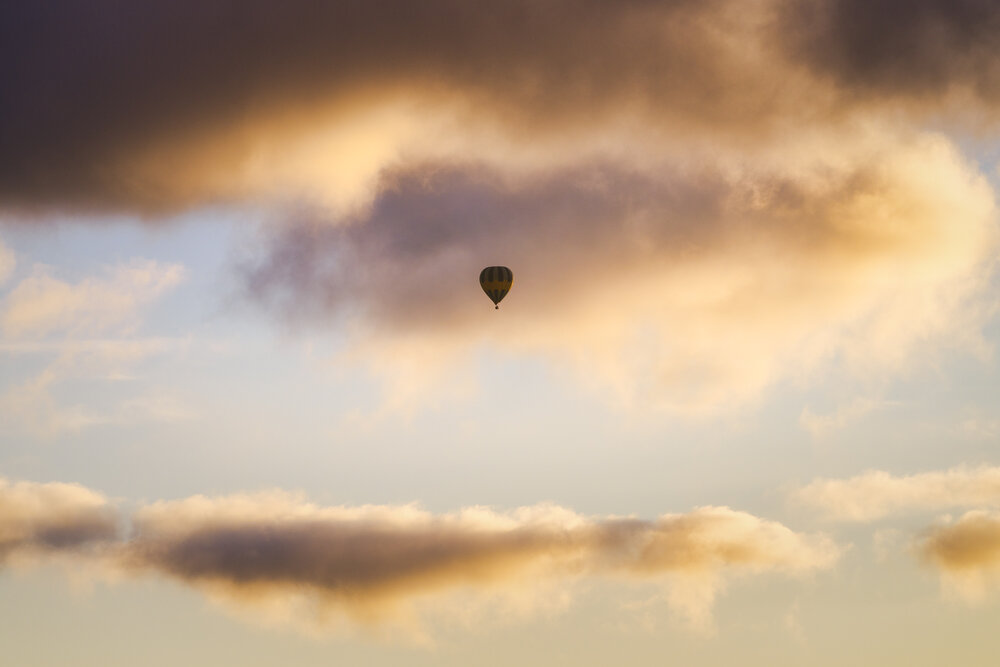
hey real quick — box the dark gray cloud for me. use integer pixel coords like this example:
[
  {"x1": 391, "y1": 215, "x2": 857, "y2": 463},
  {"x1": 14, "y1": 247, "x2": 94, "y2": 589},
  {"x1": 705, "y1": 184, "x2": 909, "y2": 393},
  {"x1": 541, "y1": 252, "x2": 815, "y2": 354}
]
[
  {"x1": 1, "y1": 0, "x2": 770, "y2": 213},
  {"x1": 241, "y1": 162, "x2": 730, "y2": 331},
  {"x1": 778, "y1": 0, "x2": 1000, "y2": 103},
  {"x1": 5, "y1": 1, "x2": 998, "y2": 214}
]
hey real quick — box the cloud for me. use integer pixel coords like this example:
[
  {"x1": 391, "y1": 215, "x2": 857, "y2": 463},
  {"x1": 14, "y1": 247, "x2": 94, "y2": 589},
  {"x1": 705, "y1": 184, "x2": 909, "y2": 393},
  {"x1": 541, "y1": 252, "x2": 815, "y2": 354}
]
[
  {"x1": 243, "y1": 127, "x2": 997, "y2": 411},
  {"x1": 4, "y1": 1, "x2": 996, "y2": 413},
  {"x1": 778, "y1": 0, "x2": 1000, "y2": 109},
  {"x1": 961, "y1": 417, "x2": 1000, "y2": 439},
  {"x1": 0, "y1": 365, "x2": 195, "y2": 439},
  {"x1": 6, "y1": 0, "x2": 998, "y2": 215},
  {"x1": 3, "y1": 1, "x2": 998, "y2": 413},
  {"x1": 0, "y1": 259, "x2": 188, "y2": 437},
  {"x1": 0, "y1": 478, "x2": 118, "y2": 564},
  {"x1": 118, "y1": 494, "x2": 838, "y2": 633},
  {"x1": 919, "y1": 511, "x2": 1000, "y2": 602},
  {"x1": 0, "y1": 365, "x2": 110, "y2": 438},
  {"x1": 0, "y1": 0, "x2": 795, "y2": 213},
  {"x1": 0, "y1": 237, "x2": 14, "y2": 286},
  {"x1": 793, "y1": 465, "x2": 1000, "y2": 522},
  {"x1": 0, "y1": 335, "x2": 192, "y2": 439},
  {"x1": 799, "y1": 397, "x2": 890, "y2": 437},
  {"x1": 1, "y1": 260, "x2": 185, "y2": 339},
  {"x1": 0, "y1": 476, "x2": 843, "y2": 635}
]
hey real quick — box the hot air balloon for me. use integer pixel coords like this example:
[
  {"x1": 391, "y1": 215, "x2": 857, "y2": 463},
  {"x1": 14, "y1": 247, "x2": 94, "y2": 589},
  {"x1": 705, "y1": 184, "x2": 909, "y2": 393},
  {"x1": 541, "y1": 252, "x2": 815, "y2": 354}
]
[{"x1": 480, "y1": 266, "x2": 513, "y2": 309}]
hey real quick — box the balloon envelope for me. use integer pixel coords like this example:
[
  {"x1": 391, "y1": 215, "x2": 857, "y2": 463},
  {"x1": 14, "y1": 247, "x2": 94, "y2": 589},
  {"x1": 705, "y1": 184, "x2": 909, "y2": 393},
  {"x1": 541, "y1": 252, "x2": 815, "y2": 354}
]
[{"x1": 480, "y1": 266, "x2": 513, "y2": 308}]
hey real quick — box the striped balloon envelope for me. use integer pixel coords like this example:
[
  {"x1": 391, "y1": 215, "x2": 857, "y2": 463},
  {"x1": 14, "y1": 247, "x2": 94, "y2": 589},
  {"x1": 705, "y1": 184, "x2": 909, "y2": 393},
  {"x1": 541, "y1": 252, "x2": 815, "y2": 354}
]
[{"x1": 479, "y1": 266, "x2": 513, "y2": 309}]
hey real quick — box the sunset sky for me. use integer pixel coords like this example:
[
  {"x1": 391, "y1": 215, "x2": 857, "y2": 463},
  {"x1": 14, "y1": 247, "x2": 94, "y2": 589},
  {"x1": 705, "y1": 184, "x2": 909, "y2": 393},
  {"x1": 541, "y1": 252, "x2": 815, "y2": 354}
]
[{"x1": 3, "y1": 1, "x2": 1000, "y2": 664}]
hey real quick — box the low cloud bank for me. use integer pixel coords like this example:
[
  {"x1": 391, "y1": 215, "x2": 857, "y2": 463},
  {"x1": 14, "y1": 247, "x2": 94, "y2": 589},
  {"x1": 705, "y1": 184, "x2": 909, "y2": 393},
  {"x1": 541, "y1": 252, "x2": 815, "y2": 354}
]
[
  {"x1": 0, "y1": 479, "x2": 840, "y2": 632},
  {"x1": 122, "y1": 496, "x2": 838, "y2": 629}
]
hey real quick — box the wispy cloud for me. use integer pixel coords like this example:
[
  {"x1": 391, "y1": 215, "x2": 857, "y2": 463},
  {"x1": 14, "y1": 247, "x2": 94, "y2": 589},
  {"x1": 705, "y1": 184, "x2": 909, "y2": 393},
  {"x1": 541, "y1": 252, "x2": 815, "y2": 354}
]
[
  {"x1": 799, "y1": 397, "x2": 892, "y2": 437},
  {"x1": 0, "y1": 365, "x2": 110, "y2": 437},
  {"x1": 0, "y1": 259, "x2": 188, "y2": 437},
  {"x1": 793, "y1": 465, "x2": 1000, "y2": 522},
  {"x1": 1, "y1": 260, "x2": 184, "y2": 339}
]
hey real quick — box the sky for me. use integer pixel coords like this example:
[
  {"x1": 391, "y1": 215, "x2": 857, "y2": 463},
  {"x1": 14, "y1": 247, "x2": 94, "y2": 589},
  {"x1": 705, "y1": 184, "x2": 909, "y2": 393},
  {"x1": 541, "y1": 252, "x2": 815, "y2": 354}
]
[{"x1": 3, "y1": 1, "x2": 1000, "y2": 664}]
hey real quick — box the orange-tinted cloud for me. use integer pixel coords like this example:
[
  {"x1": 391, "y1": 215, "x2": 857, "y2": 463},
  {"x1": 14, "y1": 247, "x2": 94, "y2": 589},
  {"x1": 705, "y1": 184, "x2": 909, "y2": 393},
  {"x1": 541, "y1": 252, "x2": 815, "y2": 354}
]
[
  {"x1": 794, "y1": 468, "x2": 1000, "y2": 603},
  {"x1": 120, "y1": 493, "x2": 838, "y2": 631},
  {"x1": 919, "y1": 511, "x2": 1000, "y2": 602},
  {"x1": 0, "y1": 478, "x2": 118, "y2": 563},
  {"x1": 0, "y1": 0, "x2": 777, "y2": 213},
  {"x1": 5, "y1": 0, "x2": 998, "y2": 214},
  {"x1": 0, "y1": 476, "x2": 843, "y2": 633},
  {"x1": 243, "y1": 129, "x2": 996, "y2": 410},
  {"x1": 793, "y1": 465, "x2": 1000, "y2": 522},
  {"x1": 5, "y1": 1, "x2": 998, "y2": 410}
]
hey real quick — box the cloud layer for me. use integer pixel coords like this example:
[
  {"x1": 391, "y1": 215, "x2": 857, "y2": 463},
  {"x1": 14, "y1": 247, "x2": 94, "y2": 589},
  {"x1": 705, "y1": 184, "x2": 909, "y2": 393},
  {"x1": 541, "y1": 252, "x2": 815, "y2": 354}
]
[
  {"x1": 0, "y1": 0, "x2": 782, "y2": 212},
  {"x1": 0, "y1": 478, "x2": 839, "y2": 633},
  {"x1": 5, "y1": 1, "x2": 998, "y2": 409},
  {"x1": 4, "y1": 0, "x2": 1000, "y2": 214},
  {"x1": 780, "y1": 0, "x2": 1000, "y2": 106}
]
